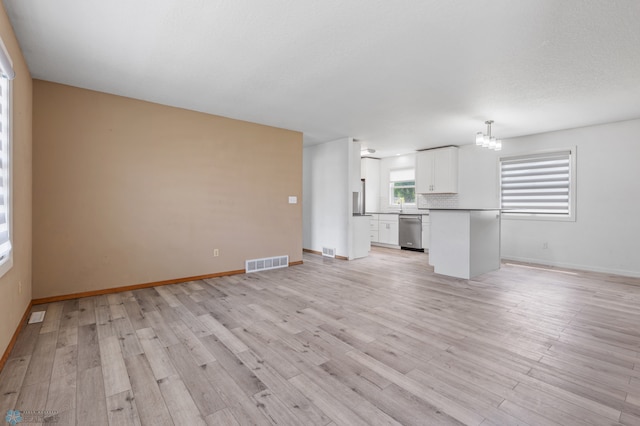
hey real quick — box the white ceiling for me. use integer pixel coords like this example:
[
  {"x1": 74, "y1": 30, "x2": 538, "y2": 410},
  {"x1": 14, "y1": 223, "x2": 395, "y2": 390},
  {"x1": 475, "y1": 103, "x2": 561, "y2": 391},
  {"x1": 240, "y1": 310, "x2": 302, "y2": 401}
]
[{"x1": 4, "y1": 0, "x2": 640, "y2": 157}]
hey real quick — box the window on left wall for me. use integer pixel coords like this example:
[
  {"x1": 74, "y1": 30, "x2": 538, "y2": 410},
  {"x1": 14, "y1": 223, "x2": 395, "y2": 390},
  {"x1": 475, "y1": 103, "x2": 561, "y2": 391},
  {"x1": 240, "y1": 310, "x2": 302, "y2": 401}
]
[{"x1": 0, "y1": 40, "x2": 14, "y2": 278}]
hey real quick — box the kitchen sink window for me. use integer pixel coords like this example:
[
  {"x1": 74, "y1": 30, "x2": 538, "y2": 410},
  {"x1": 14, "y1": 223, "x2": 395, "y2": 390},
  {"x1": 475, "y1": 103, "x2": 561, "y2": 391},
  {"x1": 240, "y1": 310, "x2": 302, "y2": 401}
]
[
  {"x1": 389, "y1": 168, "x2": 416, "y2": 207},
  {"x1": 500, "y1": 149, "x2": 576, "y2": 221}
]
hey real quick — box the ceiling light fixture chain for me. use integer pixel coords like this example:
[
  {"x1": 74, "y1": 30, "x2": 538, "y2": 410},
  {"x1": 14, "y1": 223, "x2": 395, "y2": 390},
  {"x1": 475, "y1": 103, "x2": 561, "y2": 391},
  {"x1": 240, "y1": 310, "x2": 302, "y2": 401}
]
[{"x1": 475, "y1": 120, "x2": 502, "y2": 151}]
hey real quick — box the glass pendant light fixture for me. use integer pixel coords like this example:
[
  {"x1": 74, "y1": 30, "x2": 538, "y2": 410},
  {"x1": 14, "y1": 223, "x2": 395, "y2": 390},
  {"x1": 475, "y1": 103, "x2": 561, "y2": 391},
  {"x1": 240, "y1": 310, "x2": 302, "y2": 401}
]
[{"x1": 476, "y1": 120, "x2": 502, "y2": 151}]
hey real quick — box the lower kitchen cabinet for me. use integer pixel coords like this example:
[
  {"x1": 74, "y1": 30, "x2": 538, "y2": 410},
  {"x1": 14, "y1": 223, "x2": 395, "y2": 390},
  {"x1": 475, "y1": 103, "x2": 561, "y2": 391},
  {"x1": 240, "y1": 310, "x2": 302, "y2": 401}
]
[
  {"x1": 369, "y1": 214, "x2": 379, "y2": 242},
  {"x1": 378, "y1": 215, "x2": 399, "y2": 246},
  {"x1": 370, "y1": 213, "x2": 429, "y2": 249},
  {"x1": 422, "y1": 215, "x2": 430, "y2": 250}
]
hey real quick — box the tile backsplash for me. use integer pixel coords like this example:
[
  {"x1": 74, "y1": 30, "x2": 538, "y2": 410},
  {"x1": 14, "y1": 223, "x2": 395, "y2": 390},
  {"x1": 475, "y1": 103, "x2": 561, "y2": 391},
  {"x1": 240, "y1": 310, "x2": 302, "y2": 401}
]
[{"x1": 418, "y1": 193, "x2": 460, "y2": 209}]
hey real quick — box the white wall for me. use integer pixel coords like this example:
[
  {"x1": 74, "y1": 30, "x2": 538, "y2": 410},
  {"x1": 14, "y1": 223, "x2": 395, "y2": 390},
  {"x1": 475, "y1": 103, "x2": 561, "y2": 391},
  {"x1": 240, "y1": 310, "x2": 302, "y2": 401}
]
[
  {"x1": 349, "y1": 139, "x2": 362, "y2": 194},
  {"x1": 457, "y1": 118, "x2": 640, "y2": 277},
  {"x1": 303, "y1": 137, "x2": 350, "y2": 257},
  {"x1": 361, "y1": 158, "x2": 380, "y2": 212},
  {"x1": 347, "y1": 140, "x2": 366, "y2": 259},
  {"x1": 457, "y1": 146, "x2": 499, "y2": 208}
]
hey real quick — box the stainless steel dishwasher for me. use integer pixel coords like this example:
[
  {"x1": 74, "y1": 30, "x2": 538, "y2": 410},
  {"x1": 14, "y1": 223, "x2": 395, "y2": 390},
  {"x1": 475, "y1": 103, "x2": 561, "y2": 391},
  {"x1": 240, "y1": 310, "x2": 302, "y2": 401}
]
[{"x1": 399, "y1": 214, "x2": 423, "y2": 251}]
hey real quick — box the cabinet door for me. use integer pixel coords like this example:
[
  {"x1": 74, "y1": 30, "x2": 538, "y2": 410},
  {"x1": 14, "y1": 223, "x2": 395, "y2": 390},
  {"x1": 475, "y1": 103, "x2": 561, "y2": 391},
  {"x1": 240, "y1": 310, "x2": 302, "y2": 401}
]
[
  {"x1": 422, "y1": 222, "x2": 430, "y2": 250},
  {"x1": 387, "y1": 222, "x2": 399, "y2": 245},
  {"x1": 416, "y1": 147, "x2": 458, "y2": 194},
  {"x1": 378, "y1": 222, "x2": 389, "y2": 244},
  {"x1": 415, "y1": 150, "x2": 434, "y2": 193},
  {"x1": 432, "y1": 147, "x2": 458, "y2": 193},
  {"x1": 378, "y1": 221, "x2": 399, "y2": 245}
]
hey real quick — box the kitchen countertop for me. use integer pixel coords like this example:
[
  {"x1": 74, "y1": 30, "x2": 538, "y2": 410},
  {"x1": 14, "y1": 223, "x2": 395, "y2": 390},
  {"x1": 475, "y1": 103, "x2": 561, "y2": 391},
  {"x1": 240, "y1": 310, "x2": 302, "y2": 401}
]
[
  {"x1": 424, "y1": 208, "x2": 500, "y2": 211},
  {"x1": 367, "y1": 211, "x2": 429, "y2": 215}
]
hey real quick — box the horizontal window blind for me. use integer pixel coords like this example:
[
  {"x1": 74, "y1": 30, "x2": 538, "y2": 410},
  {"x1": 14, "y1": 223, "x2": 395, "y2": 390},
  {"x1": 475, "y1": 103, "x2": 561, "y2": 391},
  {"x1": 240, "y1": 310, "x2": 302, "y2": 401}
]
[
  {"x1": 0, "y1": 77, "x2": 10, "y2": 260},
  {"x1": 390, "y1": 168, "x2": 414, "y2": 182},
  {"x1": 501, "y1": 151, "x2": 571, "y2": 215}
]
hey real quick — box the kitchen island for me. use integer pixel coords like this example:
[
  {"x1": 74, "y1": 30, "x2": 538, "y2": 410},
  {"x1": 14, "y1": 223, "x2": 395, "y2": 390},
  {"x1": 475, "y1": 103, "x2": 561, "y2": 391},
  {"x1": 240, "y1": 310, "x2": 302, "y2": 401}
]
[{"x1": 428, "y1": 209, "x2": 501, "y2": 279}]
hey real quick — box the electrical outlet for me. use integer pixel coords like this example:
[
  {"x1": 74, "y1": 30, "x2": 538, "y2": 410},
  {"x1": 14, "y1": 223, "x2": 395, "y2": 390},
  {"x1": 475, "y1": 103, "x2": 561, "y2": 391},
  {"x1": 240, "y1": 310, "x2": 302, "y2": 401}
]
[
  {"x1": 542, "y1": 242, "x2": 548, "y2": 249},
  {"x1": 18, "y1": 281, "x2": 22, "y2": 294},
  {"x1": 214, "y1": 249, "x2": 219, "y2": 257}
]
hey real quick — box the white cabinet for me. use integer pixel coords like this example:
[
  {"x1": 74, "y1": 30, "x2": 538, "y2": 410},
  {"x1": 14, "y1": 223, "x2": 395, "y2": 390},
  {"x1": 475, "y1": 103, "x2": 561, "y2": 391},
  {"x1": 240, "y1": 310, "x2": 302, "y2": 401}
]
[
  {"x1": 369, "y1": 214, "x2": 379, "y2": 242},
  {"x1": 416, "y1": 146, "x2": 458, "y2": 194},
  {"x1": 421, "y1": 214, "x2": 430, "y2": 250},
  {"x1": 377, "y1": 214, "x2": 399, "y2": 246},
  {"x1": 429, "y1": 209, "x2": 501, "y2": 279}
]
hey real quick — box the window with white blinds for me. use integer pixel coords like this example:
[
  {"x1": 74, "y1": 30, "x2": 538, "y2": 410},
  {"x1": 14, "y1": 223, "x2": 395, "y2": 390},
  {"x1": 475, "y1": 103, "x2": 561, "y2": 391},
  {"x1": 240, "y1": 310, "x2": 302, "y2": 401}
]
[
  {"x1": 0, "y1": 76, "x2": 11, "y2": 263},
  {"x1": 389, "y1": 168, "x2": 415, "y2": 183},
  {"x1": 389, "y1": 168, "x2": 416, "y2": 205},
  {"x1": 500, "y1": 150, "x2": 573, "y2": 217}
]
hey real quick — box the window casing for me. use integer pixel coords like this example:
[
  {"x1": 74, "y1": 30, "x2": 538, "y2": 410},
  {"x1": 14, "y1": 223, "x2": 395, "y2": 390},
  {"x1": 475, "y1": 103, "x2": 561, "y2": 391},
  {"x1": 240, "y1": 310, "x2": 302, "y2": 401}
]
[
  {"x1": 0, "y1": 75, "x2": 11, "y2": 273},
  {"x1": 389, "y1": 168, "x2": 416, "y2": 207},
  {"x1": 500, "y1": 149, "x2": 575, "y2": 221}
]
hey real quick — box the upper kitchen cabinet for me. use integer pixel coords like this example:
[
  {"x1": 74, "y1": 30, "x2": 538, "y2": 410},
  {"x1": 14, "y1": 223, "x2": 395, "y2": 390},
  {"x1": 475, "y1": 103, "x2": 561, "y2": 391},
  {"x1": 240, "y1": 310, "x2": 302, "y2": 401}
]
[{"x1": 416, "y1": 146, "x2": 458, "y2": 194}]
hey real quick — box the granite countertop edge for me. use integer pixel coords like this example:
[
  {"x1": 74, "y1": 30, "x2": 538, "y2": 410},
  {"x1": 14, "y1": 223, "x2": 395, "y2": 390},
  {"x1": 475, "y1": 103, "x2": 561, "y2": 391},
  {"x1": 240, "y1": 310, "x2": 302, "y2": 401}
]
[
  {"x1": 366, "y1": 211, "x2": 430, "y2": 215},
  {"x1": 425, "y1": 208, "x2": 501, "y2": 211}
]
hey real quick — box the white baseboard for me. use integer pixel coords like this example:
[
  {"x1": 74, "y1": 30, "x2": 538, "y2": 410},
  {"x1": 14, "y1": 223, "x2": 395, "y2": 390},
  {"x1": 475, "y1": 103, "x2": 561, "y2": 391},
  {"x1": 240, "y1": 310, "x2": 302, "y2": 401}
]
[
  {"x1": 501, "y1": 256, "x2": 640, "y2": 279},
  {"x1": 371, "y1": 242, "x2": 401, "y2": 249}
]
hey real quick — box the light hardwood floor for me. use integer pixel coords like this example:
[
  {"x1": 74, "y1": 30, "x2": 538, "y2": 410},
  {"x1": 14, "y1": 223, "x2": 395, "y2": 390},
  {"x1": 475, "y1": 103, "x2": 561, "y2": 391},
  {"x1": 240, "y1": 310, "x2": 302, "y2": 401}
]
[{"x1": 2, "y1": 247, "x2": 640, "y2": 425}]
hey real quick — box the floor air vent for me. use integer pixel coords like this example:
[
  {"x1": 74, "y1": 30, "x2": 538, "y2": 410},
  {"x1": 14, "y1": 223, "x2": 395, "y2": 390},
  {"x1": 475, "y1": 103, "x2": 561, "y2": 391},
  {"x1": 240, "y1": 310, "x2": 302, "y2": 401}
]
[
  {"x1": 322, "y1": 247, "x2": 336, "y2": 258},
  {"x1": 246, "y1": 255, "x2": 289, "y2": 273},
  {"x1": 28, "y1": 311, "x2": 46, "y2": 324}
]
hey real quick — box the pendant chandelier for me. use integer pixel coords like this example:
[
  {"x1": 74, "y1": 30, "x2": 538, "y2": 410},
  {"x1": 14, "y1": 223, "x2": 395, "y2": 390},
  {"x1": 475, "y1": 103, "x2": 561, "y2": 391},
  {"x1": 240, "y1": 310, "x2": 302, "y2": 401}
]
[{"x1": 475, "y1": 120, "x2": 502, "y2": 151}]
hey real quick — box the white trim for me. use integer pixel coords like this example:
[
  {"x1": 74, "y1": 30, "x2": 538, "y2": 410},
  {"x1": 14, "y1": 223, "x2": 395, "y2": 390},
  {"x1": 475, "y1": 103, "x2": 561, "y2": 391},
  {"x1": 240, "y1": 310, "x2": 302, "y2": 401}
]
[
  {"x1": 502, "y1": 256, "x2": 640, "y2": 279},
  {"x1": 0, "y1": 37, "x2": 15, "y2": 80},
  {"x1": 0, "y1": 75, "x2": 12, "y2": 278}
]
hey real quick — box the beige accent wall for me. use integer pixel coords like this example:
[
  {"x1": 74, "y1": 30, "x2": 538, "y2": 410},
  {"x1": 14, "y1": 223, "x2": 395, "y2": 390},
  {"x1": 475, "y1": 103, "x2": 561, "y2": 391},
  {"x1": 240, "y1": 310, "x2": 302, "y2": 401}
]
[
  {"x1": 33, "y1": 81, "x2": 302, "y2": 299},
  {"x1": 0, "y1": 4, "x2": 33, "y2": 357}
]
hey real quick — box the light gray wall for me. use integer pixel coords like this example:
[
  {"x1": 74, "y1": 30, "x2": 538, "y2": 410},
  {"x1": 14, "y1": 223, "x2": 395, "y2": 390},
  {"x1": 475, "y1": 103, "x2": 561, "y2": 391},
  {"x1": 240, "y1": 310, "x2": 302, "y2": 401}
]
[
  {"x1": 457, "y1": 118, "x2": 640, "y2": 277},
  {"x1": 303, "y1": 138, "x2": 350, "y2": 257}
]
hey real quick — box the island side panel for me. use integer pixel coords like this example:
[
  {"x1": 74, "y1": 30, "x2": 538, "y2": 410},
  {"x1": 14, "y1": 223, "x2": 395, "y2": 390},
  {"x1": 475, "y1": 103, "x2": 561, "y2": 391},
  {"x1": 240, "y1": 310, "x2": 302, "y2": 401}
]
[
  {"x1": 469, "y1": 210, "x2": 501, "y2": 278},
  {"x1": 429, "y1": 210, "x2": 471, "y2": 278}
]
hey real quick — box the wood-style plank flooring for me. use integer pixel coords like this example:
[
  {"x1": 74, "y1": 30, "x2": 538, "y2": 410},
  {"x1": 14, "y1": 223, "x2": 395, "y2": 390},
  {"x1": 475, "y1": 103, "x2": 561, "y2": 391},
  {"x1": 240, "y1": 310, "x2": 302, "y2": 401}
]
[{"x1": 2, "y1": 247, "x2": 640, "y2": 425}]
